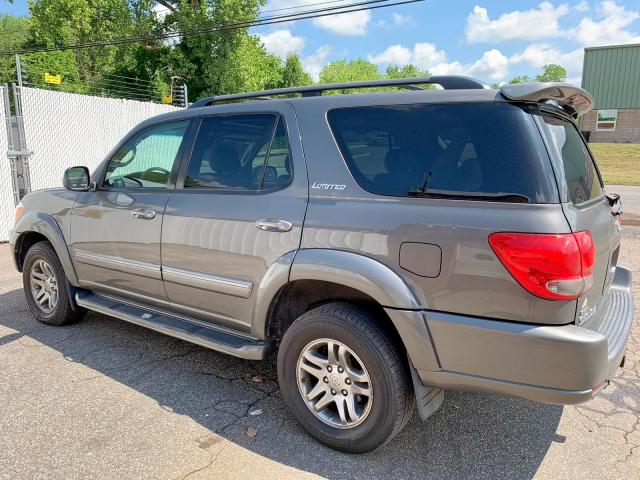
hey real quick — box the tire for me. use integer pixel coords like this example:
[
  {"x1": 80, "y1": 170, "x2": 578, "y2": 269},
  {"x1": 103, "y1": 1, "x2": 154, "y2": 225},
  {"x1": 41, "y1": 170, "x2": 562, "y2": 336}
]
[
  {"x1": 277, "y1": 302, "x2": 414, "y2": 453},
  {"x1": 22, "y1": 241, "x2": 85, "y2": 326}
]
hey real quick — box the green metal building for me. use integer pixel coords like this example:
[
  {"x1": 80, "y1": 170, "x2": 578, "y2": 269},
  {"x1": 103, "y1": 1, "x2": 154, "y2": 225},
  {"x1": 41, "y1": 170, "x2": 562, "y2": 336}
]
[{"x1": 581, "y1": 43, "x2": 640, "y2": 143}]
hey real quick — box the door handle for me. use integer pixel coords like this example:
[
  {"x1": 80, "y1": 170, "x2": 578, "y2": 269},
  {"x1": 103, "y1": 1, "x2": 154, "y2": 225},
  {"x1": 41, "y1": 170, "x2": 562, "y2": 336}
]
[
  {"x1": 255, "y1": 218, "x2": 293, "y2": 232},
  {"x1": 130, "y1": 208, "x2": 156, "y2": 220}
]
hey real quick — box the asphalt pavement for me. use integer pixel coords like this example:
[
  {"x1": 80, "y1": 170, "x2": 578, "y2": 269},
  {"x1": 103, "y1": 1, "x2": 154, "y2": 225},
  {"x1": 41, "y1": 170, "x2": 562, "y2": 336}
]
[{"x1": 0, "y1": 231, "x2": 639, "y2": 480}]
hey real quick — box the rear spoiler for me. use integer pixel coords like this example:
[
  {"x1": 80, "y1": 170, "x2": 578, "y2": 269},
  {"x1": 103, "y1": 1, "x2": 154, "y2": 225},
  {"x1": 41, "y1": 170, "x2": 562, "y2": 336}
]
[{"x1": 499, "y1": 83, "x2": 594, "y2": 118}]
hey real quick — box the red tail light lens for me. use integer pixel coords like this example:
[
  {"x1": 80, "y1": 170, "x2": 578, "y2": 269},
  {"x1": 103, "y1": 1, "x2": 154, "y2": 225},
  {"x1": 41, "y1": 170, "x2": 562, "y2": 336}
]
[{"x1": 489, "y1": 231, "x2": 595, "y2": 301}]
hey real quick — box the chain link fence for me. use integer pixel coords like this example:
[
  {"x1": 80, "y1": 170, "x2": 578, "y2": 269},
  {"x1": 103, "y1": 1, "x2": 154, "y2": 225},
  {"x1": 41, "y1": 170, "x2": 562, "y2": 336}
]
[
  {"x1": 16, "y1": 55, "x2": 188, "y2": 108},
  {"x1": 20, "y1": 86, "x2": 182, "y2": 192},
  {"x1": 0, "y1": 85, "x2": 15, "y2": 242}
]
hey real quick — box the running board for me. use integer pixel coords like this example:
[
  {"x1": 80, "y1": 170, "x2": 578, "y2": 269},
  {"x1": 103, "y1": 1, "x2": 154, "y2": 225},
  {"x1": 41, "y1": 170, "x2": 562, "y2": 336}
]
[{"x1": 75, "y1": 292, "x2": 271, "y2": 360}]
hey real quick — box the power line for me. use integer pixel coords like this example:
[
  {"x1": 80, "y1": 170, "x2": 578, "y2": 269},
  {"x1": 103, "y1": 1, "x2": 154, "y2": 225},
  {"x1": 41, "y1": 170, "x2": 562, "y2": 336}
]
[
  {"x1": 155, "y1": 0, "x2": 361, "y2": 16},
  {"x1": 1, "y1": 0, "x2": 424, "y2": 56}
]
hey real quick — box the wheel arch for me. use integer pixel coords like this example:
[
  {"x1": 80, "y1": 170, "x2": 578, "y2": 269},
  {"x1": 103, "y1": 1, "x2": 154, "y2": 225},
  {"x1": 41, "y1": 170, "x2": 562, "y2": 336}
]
[
  {"x1": 13, "y1": 212, "x2": 79, "y2": 286},
  {"x1": 253, "y1": 249, "x2": 430, "y2": 364}
]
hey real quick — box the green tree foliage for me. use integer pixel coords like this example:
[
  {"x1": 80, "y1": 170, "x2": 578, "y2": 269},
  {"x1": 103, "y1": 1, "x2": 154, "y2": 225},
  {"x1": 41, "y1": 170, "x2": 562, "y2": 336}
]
[
  {"x1": 508, "y1": 75, "x2": 531, "y2": 84},
  {"x1": 320, "y1": 59, "x2": 381, "y2": 84},
  {"x1": 534, "y1": 64, "x2": 567, "y2": 83},
  {"x1": 318, "y1": 60, "x2": 432, "y2": 94},
  {"x1": 27, "y1": 0, "x2": 143, "y2": 86},
  {"x1": 160, "y1": 0, "x2": 285, "y2": 98},
  {"x1": 280, "y1": 53, "x2": 312, "y2": 88},
  {"x1": 504, "y1": 64, "x2": 567, "y2": 86},
  {"x1": 0, "y1": 14, "x2": 30, "y2": 83},
  {"x1": 385, "y1": 64, "x2": 429, "y2": 79},
  {"x1": 319, "y1": 59, "x2": 381, "y2": 94}
]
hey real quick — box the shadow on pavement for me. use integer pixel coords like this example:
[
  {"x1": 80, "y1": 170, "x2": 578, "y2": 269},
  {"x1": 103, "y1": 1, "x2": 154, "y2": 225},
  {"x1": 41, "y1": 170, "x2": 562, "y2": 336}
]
[{"x1": 0, "y1": 288, "x2": 564, "y2": 480}]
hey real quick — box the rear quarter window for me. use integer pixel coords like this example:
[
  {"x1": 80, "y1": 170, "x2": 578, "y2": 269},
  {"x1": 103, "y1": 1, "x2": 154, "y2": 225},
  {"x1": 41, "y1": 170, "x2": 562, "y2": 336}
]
[
  {"x1": 327, "y1": 103, "x2": 559, "y2": 203},
  {"x1": 541, "y1": 113, "x2": 603, "y2": 205}
]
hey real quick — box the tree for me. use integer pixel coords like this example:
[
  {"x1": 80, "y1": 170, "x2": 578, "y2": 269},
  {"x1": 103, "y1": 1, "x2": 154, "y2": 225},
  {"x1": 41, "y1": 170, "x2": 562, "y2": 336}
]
[
  {"x1": 160, "y1": 0, "x2": 284, "y2": 98},
  {"x1": 385, "y1": 64, "x2": 429, "y2": 79},
  {"x1": 0, "y1": 14, "x2": 30, "y2": 83},
  {"x1": 508, "y1": 75, "x2": 531, "y2": 84},
  {"x1": 535, "y1": 64, "x2": 567, "y2": 83},
  {"x1": 319, "y1": 59, "x2": 381, "y2": 94},
  {"x1": 503, "y1": 64, "x2": 567, "y2": 87},
  {"x1": 280, "y1": 53, "x2": 312, "y2": 88},
  {"x1": 28, "y1": 0, "x2": 143, "y2": 83}
]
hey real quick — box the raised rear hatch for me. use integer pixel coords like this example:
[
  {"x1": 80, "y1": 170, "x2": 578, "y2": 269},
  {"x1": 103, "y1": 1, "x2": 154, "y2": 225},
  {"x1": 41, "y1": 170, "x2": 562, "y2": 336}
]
[{"x1": 537, "y1": 110, "x2": 621, "y2": 325}]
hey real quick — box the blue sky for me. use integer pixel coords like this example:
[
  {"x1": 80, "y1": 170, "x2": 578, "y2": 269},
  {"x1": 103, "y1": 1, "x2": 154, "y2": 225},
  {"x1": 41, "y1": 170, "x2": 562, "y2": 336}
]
[{"x1": 3, "y1": 1, "x2": 640, "y2": 84}]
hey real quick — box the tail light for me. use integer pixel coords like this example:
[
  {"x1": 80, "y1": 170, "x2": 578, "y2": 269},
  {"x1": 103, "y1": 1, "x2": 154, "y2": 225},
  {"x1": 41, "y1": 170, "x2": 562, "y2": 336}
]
[{"x1": 489, "y1": 231, "x2": 595, "y2": 301}]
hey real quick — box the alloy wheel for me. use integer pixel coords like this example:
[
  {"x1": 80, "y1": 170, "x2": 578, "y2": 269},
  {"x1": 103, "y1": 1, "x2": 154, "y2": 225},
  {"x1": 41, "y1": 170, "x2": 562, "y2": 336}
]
[
  {"x1": 296, "y1": 338, "x2": 373, "y2": 429},
  {"x1": 30, "y1": 259, "x2": 59, "y2": 314}
]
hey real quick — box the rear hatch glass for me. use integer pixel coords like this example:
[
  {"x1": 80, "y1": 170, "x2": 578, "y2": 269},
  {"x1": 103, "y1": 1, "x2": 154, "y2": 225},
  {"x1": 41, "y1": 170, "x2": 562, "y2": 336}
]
[{"x1": 327, "y1": 103, "x2": 559, "y2": 203}]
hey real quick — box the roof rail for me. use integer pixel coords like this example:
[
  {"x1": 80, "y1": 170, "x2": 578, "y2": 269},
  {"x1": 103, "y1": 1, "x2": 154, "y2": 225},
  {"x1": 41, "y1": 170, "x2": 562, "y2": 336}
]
[
  {"x1": 500, "y1": 83, "x2": 594, "y2": 118},
  {"x1": 189, "y1": 75, "x2": 489, "y2": 108}
]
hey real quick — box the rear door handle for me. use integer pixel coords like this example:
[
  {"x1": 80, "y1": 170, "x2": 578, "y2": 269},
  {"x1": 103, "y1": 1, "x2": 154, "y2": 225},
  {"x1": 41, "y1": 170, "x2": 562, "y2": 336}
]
[
  {"x1": 255, "y1": 218, "x2": 293, "y2": 232},
  {"x1": 131, "y1": 208, "x2": 156, "y2": 220}
]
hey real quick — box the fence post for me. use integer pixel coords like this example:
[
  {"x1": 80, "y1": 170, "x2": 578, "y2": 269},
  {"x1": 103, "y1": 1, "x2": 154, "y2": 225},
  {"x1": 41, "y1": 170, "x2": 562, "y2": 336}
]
[
  {"x1": 15, "y1": 55, "x2": 23, "y2": 88},
  {"x1": 182, "y1": 84, "x2": 188, "y2": 107},
  {"x1": 6, "y1": 83, "x2": 32, "y2": 199}
]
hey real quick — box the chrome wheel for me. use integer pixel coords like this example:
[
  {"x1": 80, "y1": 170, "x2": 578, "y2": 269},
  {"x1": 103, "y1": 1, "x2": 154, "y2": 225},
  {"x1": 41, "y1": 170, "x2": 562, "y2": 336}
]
[
  {"x1": 30, "y1": 259, "x2": 58, "y2": 314},
  {"x1": 296, "y1": 338, "x2": 373, "y2": 429}
]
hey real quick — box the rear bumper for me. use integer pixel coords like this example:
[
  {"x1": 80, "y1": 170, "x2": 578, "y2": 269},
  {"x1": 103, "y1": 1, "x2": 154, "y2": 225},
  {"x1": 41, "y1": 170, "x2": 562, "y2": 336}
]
[{"x1": 401, "y1": 266, "x2": 634, "y2": 405}]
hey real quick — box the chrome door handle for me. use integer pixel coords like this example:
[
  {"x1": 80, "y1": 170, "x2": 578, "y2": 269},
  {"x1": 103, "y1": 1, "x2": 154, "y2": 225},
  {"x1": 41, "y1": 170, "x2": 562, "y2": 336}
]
[
  {"x1": 130, "y1": 208, "x2": 156, "y2": 220},
  {"x1": 255, "y1": 218, "x2": 293, "y2": 232}
]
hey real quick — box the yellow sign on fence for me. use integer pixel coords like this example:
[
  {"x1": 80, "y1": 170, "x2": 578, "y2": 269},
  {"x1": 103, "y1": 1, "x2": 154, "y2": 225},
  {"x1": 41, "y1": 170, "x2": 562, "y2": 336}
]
[
  {"x1": 44, "y1": 72, "x2": 61, "y2": 85},
  {"x1": 162, "y1": 95, "x2": 173, "y2": 104}
]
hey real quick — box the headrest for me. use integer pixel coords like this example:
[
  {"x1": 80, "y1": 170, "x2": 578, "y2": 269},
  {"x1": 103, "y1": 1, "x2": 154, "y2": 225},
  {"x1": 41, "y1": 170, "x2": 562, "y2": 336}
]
[
  {"x1": 208, "y1": 144, "x2": 240, "y2": 173},
  {"x1": 384, "y1": 148, "x2": 416, "y2": 174}
]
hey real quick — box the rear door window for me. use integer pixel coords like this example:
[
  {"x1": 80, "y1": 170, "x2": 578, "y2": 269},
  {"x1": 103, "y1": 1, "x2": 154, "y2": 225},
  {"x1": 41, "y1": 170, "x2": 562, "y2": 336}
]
[
  {"x1": 185, "y1": 114, "x2": 292, "y2": 191},
  {"x1": 327, "y1": 103, "x2": 558, "y2": 203},
  {"x1": 541, "y1": 114, "x2": 603, "y2": 204}
]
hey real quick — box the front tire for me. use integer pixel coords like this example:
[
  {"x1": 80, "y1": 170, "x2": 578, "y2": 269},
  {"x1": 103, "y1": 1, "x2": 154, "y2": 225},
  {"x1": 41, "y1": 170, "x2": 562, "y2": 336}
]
[
  {"x1": 277, "y1": 302, "x2": 414, "y2": 453},
  {"x1": 22, "y1": 241, "x2": 85, "y2": 326}
]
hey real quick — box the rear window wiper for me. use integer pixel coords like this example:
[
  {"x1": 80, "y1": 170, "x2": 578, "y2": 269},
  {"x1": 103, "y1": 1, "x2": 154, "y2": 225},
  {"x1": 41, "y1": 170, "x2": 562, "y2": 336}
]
[{"x1": 406, "y1": 190, "x2": 530, "y2": 203}]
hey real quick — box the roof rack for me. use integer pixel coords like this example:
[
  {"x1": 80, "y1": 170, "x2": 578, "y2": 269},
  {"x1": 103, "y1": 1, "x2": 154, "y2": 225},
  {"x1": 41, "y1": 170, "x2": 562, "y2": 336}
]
[
  {"x1": 189, "y1": 75, "x2": 489, "y2": 108},
  {"x1": 500, "y1": 83, "x2": 594, "y2": 118}
]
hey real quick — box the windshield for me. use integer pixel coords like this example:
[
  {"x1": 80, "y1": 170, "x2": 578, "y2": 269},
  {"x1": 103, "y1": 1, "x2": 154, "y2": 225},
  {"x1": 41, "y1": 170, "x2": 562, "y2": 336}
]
[{"x1": 327, "y1": 102, "x2": 559, "y2": 203}]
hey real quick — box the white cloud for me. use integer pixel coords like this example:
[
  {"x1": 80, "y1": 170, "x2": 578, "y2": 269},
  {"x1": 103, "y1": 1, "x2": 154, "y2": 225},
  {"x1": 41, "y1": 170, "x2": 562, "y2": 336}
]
[
  {"x1": 465, "y1": 2, "x2": 570, "y2": 43},
  {"x1": 462, "y1": 1, "x2": 640, "y2": 85},
  {"x1": 392, "y1": 12, "x2": 412, "y2": 26},
  {"x1": 575, "y1": 1, "x2": 590, "y2": 12},
  {"x1": 510, "y1": 43, "x2": 584, "y2": 84},
  {"x1": 313, "y1": 10, "x2": 371, "y2": 36},
  {"x1": 265, "y1": 1, "x2": 371, "y2": 36},
  {"x1": 572, "y1": 1, "x2": 640, "y2": 46},
  {"x1": 258, "y1": 29, "x2": 305, "y2": 59},
  {"x1": 369, "y1": 43, "x2": 509, "y2": 81},
  {"x1": 303, "y1": 45, "x2": 332, "y2": 81},
  {"x1": 368, "y1": 45, "x2": 413, "y2": 66}
]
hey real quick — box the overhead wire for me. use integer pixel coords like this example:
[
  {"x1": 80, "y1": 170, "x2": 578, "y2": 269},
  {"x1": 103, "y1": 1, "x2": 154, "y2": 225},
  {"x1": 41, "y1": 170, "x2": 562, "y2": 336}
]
[{"x1": 1, "y1": 0, "x2": 425, "y2": 55}]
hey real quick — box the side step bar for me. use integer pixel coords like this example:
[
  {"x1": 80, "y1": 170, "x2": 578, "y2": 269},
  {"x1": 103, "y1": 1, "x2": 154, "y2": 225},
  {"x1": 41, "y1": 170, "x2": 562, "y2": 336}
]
[{"x1": 75, "y1": 292, "x2": 271, "y2": 360}]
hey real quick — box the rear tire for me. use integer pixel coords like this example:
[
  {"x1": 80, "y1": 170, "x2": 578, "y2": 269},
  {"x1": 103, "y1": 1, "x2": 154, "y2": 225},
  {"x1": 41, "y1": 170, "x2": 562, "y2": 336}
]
[
  {"x1": 277, "y1": 302, "x2": 414, "y2": 453},
  {"x1": 22, "y1": 241, "x2": 85, "y2": 326}
]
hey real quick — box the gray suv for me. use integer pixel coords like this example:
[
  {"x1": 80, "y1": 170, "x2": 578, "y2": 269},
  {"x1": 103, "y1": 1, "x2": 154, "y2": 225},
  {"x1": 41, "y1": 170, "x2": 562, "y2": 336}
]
[{"x1": 10, "y1": 76, "x2": 635, "y2": 453}]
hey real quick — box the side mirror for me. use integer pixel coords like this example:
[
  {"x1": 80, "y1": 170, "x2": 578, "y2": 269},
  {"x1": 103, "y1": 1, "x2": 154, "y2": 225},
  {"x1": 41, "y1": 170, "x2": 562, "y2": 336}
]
[{"x1": 63, "y1": 166, "x2": 91, "y2": 191}]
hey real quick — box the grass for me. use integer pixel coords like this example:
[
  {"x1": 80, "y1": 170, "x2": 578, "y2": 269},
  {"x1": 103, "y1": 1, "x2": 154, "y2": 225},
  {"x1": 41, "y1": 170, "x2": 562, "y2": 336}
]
[{"x1": 590, "y1": 143, "x2": 640, "y2": 185}]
